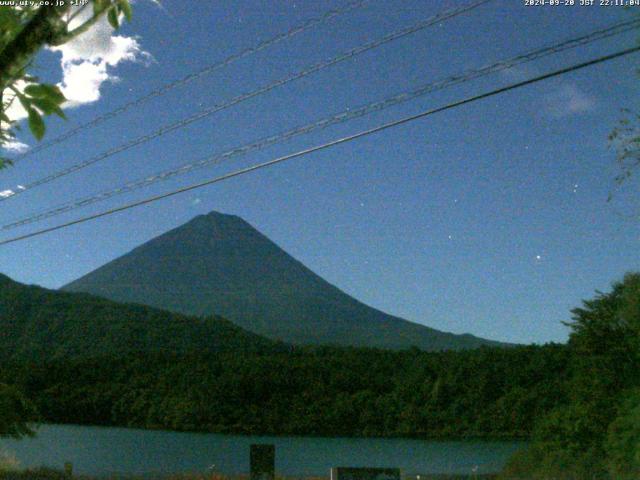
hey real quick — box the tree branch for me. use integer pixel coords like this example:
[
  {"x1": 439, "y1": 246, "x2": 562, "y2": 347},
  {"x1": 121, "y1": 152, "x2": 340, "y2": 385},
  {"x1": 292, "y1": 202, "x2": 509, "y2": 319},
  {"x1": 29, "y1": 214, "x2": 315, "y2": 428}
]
[{"x1": 0, "y1": 5, "x2": 70, "y2": 90}]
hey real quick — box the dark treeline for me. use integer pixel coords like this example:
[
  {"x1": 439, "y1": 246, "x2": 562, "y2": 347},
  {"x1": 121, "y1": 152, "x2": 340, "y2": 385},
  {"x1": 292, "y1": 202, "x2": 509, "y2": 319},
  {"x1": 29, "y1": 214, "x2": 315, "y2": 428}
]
[
  {"x1": 1, "y1": 344, "x2": 568, "y2": 439},
  {"x1": 1, "y1": 273, "x2": 638, "y2": 478}
]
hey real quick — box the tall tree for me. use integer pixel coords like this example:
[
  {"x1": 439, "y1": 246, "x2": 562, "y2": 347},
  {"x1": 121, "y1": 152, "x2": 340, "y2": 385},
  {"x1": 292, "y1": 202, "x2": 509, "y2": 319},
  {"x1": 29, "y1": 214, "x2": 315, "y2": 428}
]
[
  {"x1": 605, "y1": 388, "x2": 640, "y2": 479},
  {"x1": 502, "y1": 273, "x2": 640, "y2": 479}
]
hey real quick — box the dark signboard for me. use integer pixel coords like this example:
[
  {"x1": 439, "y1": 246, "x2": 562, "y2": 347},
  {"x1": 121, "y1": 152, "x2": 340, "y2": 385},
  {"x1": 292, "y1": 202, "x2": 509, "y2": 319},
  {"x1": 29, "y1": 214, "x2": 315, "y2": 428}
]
[
  {"x1": 250, "y1": 444, "x2": 275, "y2": 480},
  {"x1": 331, "y1": 467, "x2": 401, "y2": 480}
]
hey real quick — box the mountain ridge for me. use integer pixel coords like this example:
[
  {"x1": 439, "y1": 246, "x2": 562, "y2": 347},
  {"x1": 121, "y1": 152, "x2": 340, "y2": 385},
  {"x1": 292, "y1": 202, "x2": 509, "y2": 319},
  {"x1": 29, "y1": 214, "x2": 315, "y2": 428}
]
[
  {"x1": 0, "y1": 272, "x2": 280, "y2": 362},
  {"x1": 63, "y1": 211, "x2": 506, "y2": 350}
]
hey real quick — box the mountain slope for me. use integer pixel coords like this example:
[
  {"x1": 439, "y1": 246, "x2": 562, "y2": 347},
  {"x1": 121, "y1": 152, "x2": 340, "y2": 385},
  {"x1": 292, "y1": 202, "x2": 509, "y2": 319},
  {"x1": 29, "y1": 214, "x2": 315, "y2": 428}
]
[
  {"x1": 64, "y1": 211, "x2": 504, "y2": 350},
  {"x1": 0, "y1": 273, "x2": 279, "y2": 362}
]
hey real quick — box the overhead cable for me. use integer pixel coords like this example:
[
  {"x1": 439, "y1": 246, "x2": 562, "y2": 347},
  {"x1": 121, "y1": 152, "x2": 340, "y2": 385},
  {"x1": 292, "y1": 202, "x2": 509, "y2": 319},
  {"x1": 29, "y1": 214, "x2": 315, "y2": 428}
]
[
  {"x1": 0, "y1": 0, "x2": 493, "y2": 201},
  {"x1": 10, "y1": 0, "x2": 370, "y2": 161},
  {"x1": 1, "y1": 44, "x2": 637, "y2": 246},
  {"x1": 3, "y1": 18, "x2": 639, "y2": 231}
]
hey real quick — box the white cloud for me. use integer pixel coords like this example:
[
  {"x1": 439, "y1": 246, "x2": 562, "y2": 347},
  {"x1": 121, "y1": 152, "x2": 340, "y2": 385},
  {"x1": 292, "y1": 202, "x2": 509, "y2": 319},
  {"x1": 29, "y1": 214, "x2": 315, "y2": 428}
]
[
  {"x1": 2, "y1": 80, "x2": 28, "y2": 122},
  {"x1": 0, "y1": 189, "x2": 15, "y2": 198},
  {"x1": 49, "y1": 9, "x2": 150, "y2": 108},
  {"x1": 1, "y1": 83, "x2": 31, "y2": 153},
  {"x1": 500, "y1": 68, "x2": 597, "y2": 119},
  {"x1": 3, "y1": 10, "x2": 148, "y2": 118},
  {"x1": 56, "y1": 60, "x2": 111, "y2": 105},
  {"x1": 2, "y1": 140, "x2": 29, "y2": 154},
  {"x1": 2, "y1": 7, "x2": 150, "y2": 152},
  {"x1": 542, "y1": 84, "x2": 596, "y2": 118}
]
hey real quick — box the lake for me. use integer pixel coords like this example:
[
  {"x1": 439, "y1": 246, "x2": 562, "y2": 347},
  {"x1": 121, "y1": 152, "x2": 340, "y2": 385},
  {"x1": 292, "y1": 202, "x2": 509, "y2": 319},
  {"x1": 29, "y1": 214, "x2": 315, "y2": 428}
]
[{"x1": 0, "y1": 424, "x2": 525, "y2": 477}]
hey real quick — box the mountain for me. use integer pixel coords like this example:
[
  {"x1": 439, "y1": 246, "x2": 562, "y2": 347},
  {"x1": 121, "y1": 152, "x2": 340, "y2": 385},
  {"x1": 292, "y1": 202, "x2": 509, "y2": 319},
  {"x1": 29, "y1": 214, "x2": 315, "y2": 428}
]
[
  {"x1": 0, "y1": 273, "x2": 280, "y2": 362},
  {"x1": 64, "y1": 211, "x2": 505, "y2": 350}
]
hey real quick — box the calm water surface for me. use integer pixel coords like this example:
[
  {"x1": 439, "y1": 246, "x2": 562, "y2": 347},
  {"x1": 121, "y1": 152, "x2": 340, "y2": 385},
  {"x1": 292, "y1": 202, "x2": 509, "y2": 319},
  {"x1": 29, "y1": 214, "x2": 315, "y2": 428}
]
[{"x1": 0, "y1": 424, "x2": 525, "y2": 477}]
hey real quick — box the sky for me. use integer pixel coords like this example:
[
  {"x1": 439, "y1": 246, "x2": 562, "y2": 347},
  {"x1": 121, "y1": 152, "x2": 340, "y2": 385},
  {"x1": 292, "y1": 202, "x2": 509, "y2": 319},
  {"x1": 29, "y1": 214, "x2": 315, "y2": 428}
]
[{"x1": 0, "y1": 0, "x2": 639, "y2": 345}]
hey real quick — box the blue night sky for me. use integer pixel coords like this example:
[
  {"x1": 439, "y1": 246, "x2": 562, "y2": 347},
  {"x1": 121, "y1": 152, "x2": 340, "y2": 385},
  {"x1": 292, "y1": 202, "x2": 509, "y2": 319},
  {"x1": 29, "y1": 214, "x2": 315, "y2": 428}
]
[{"x1": 0, "y1": 0, "x2": 639, "y2": 344}]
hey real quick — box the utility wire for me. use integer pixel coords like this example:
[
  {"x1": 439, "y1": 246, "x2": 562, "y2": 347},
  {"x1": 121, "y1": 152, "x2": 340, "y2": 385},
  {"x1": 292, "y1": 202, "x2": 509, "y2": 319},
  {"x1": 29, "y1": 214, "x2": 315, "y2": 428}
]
[
  {"x1": 10, "y1": 0, "x2": 370, "y2": 161},
  {"x1": 0, "y1": 45, "x2": 637, "y2": 247},
  {"x1": 3, "y1": 17, "x2": 639, "y2": 231},
  {"x1": 0, "y1": 0, "x2": 493, "y2": 202}
]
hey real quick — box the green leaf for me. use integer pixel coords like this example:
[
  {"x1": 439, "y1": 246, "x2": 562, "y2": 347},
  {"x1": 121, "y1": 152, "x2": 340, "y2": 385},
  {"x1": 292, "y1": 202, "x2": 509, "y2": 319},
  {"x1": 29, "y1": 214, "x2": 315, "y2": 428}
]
[
  {"x1": 27, "y1": 108, "x2": 45, "y2": 140},
  {"x1": 17, "y1": 93, "x2": 32, "y2": 111},
  {"x1": 118, "y1": 0, "x2": 132, "y2": 22},
  {"x1": 31, "y1": 98, "x2": 66, "y2": 119},
  {"x1": 93, "y1": 0, "x2": 110, "y2": 15},
  {"x1": 108, "y1": 7, "x2": 119, "y2": 29},
  {"x1": 24, "y1": 84, "x2": 44, "y2": 97},
  {"x1": 24, "y1": 84, "x2": 65, "y2": 103}
]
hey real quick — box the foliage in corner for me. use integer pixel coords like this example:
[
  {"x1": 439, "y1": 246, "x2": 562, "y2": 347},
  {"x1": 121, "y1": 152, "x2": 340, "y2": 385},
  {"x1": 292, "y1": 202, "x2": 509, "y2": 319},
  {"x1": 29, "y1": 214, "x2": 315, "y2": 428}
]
[
  {"x1": 608, "y1": 11, "x2": 640, "y2": 203},
  {"x1": 609, "y1": 109, "x2": 640, "y2": 202},
  {"x1": 0, "y1": 0, "x2": 133, "y2": 168},
  {"x1": 605, "y1": 388, "x2": 640, "y2": 479},
  {"x1": 501, "y1": 272, "x2": 640, "y2": 479}
]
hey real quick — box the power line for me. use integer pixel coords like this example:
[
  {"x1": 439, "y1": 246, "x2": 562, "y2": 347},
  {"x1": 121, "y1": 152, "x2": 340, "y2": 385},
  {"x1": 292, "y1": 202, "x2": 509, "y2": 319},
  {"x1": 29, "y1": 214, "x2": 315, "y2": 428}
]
[
  {"x1": 1, "y1": 45, "x2": 637, "y2": 247},
  {"x1": 10, "y1": 0, "x2": 370, "y2": 161},
  {"x1": 4, "y1": 17, "x2": 639, "y2": 231},
  {"x1": 0, "y1": 0, "x2": 493, "y2": 202}
]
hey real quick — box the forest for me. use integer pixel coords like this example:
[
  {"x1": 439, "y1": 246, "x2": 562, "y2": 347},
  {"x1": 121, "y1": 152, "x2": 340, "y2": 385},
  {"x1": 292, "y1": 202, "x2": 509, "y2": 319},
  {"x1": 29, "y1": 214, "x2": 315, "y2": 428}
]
[
  {"x1": 0, "y1": 344, "x2": 569, "y2": 439},
  {"x1": 0, "y1": 273, "x2": 638, "y2": 479}
]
